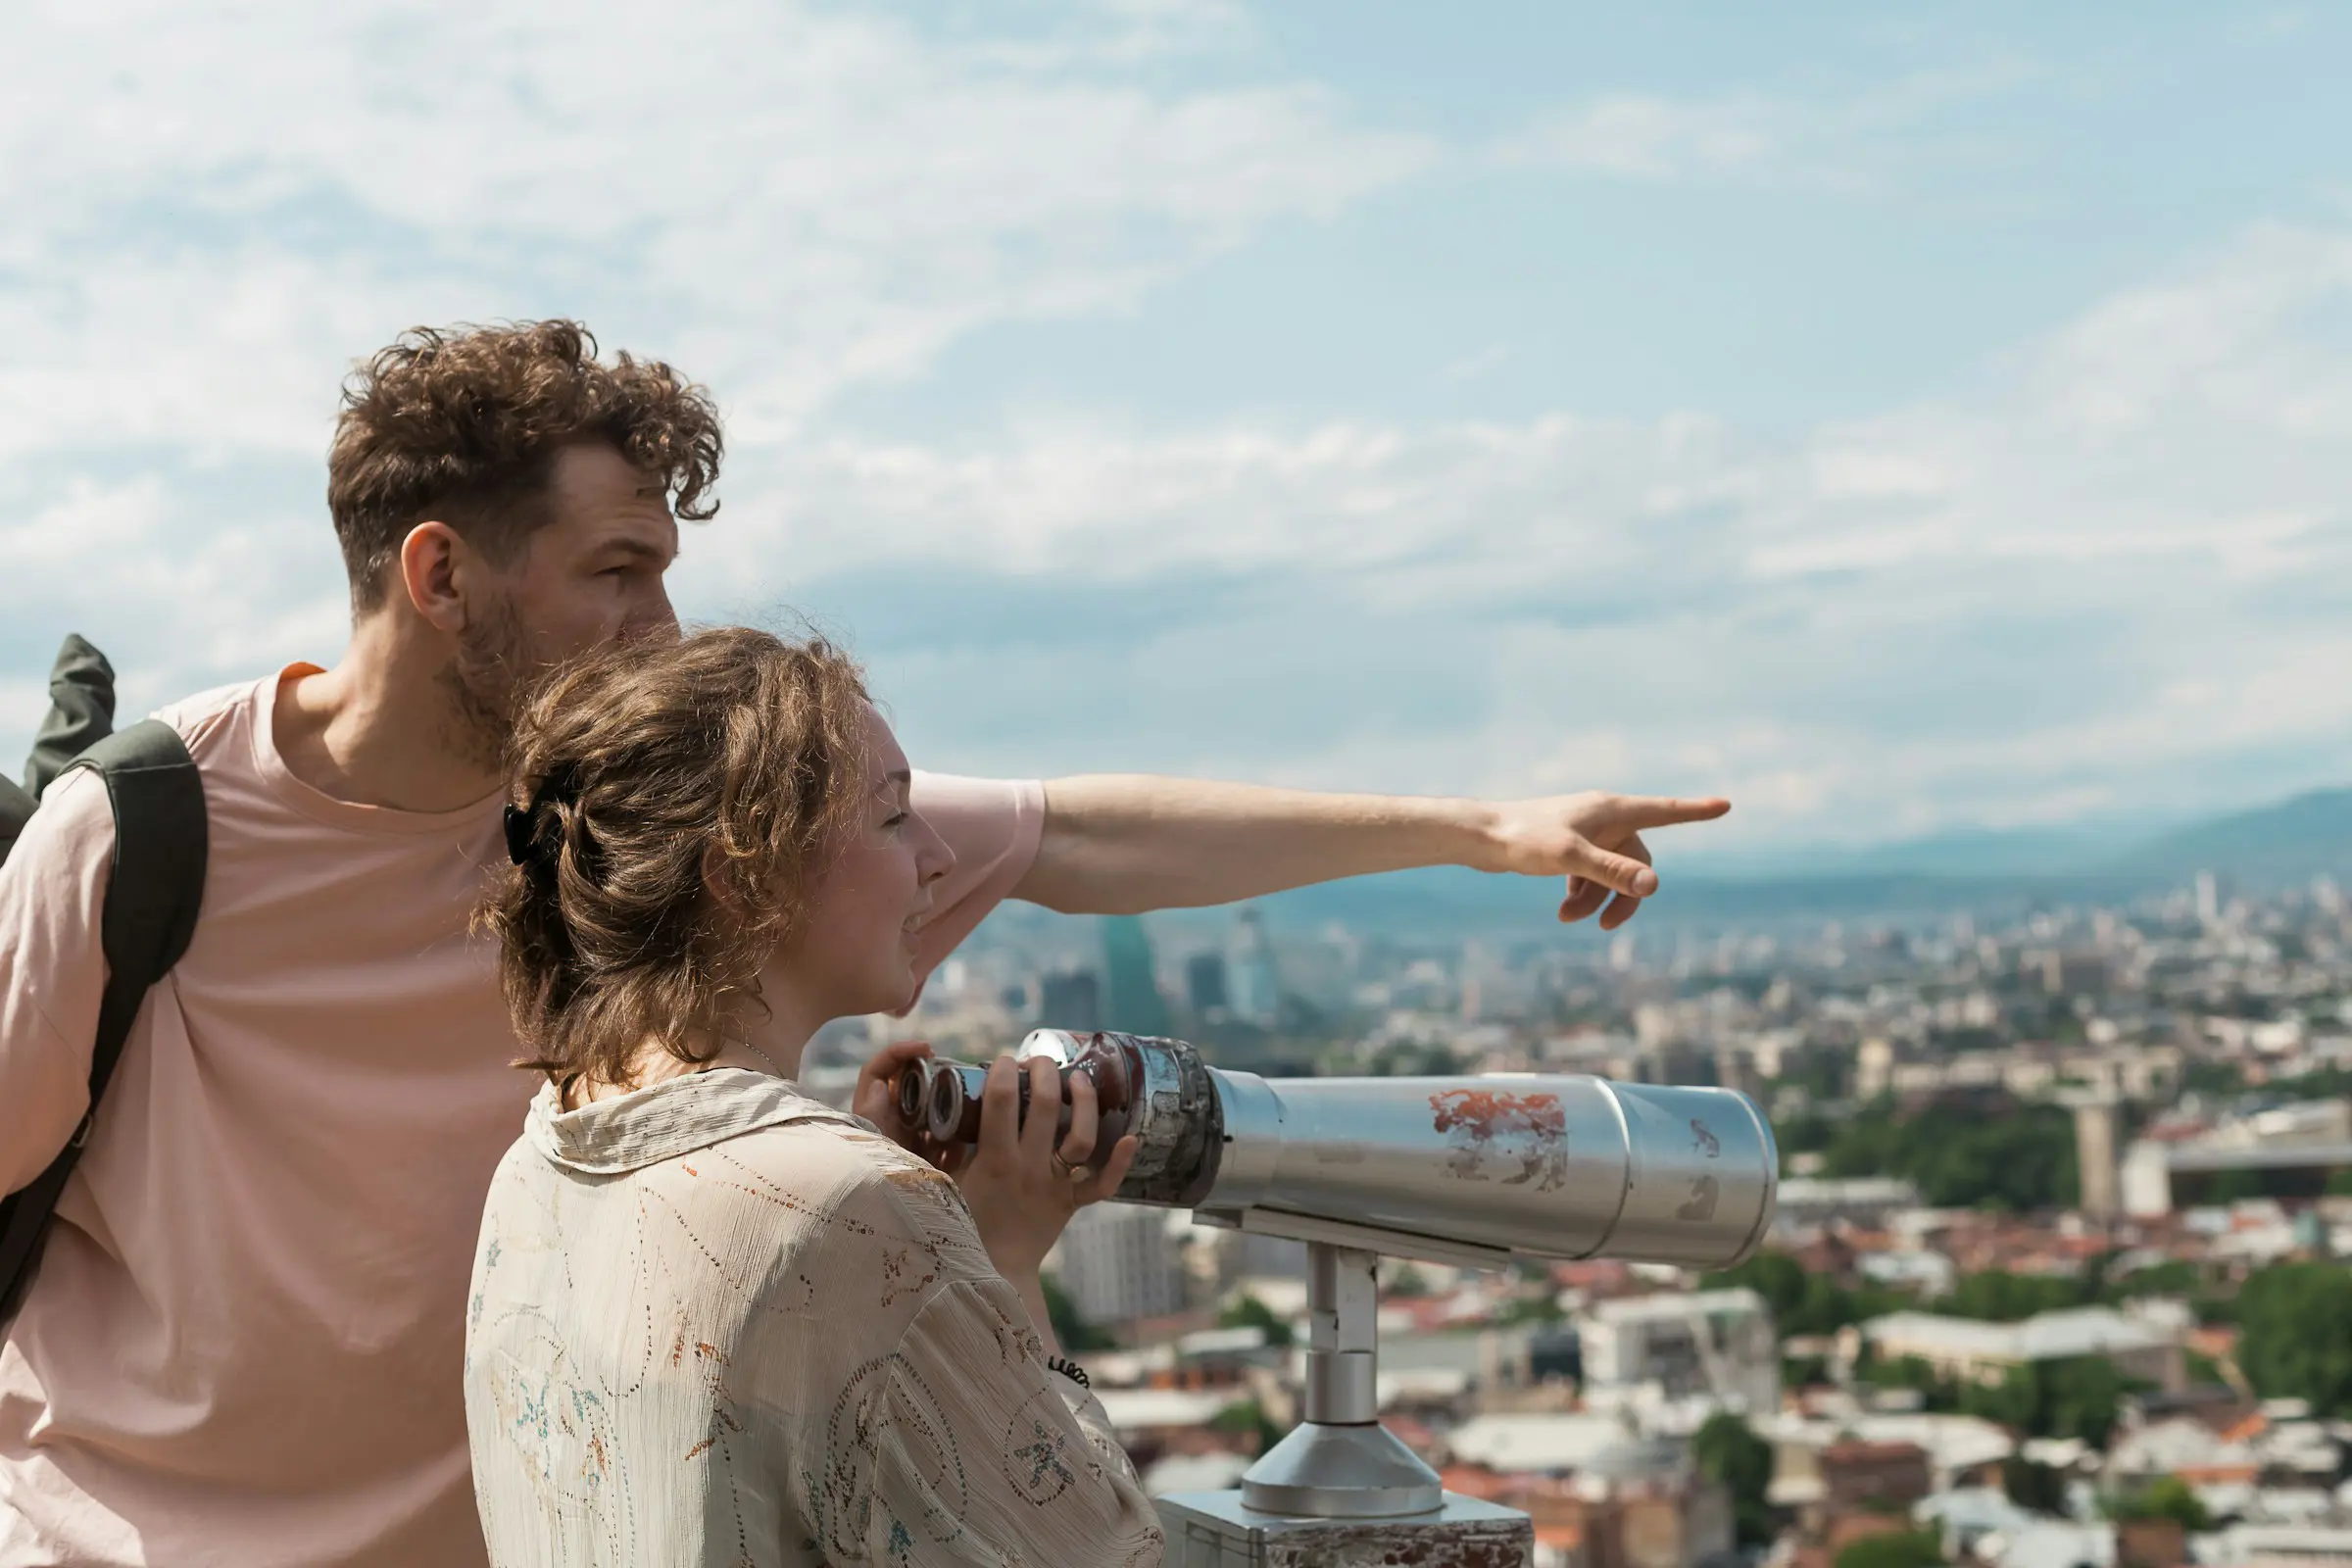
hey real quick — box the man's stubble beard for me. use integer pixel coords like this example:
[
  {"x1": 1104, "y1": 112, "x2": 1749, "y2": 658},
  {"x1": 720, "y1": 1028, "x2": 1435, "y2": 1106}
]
[{"x1": 433, "y1": 593, "x2": 544, "y2": 776}]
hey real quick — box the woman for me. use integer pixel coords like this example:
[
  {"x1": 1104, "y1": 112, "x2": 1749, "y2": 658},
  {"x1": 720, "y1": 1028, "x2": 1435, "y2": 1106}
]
[{"x1": 463, "y1": 626, "x2": 1162, "y2": 1567}]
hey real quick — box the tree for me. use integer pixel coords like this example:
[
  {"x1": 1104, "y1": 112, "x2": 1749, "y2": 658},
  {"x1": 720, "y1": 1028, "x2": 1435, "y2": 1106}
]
[
  {"x1": 1209, "y1": 1399, "x2": 1285, "y2": 1455},
  {"x1": 1815, "y1": 1099, "x2": 2078, "y2": 1212},
  {"x1": 1041, "y1": 1273, "x2": 1117, "y2": 1352},
  {"x1": 1388, "y1": 1262, "x2": 1432, "y2": 1298},
  {"x1": 1703, "y1": 1251, "x2": 1906, "y2": 1339},
  {"x1": 1943, "y1": 1270, "x2": 2090, "y2": 1323},
  {"x1": 1218, "y1": 1294, "x2": 1296, "y2": 1349},
  {"x1": 1958, "y1": 1357, "x2": 2136, "y2": 1448},
  {"x1": 1691, "y1": 1411, "x2": 1777, "y2": 1548},
  {"x1": 2112, "y1": 1476, "x2": 2209, "y2": 1532},
  {"x1": 2180, "y1": 1059, "x2": 2245, "y2": 1098},
  {"x1": 2002, "y1": 1456, "x2": 2069, "y2": 1516},
  {"x1": 1496, "y1": 1292, "x2": 1567, "y2": 1326},
  {"x1": 2104, "y1": 1258, "x2": 2201, "y2": 1299},
  {"x1": 1863, "y1": 1354, "x2": 1959, "y2": 1412},
  {"x1": 1834, "y1": 1527, "x2": 1945, "y2": 1568},
  {"x1": 1774, "y1": 1109, "x2": 1840, "y2": 1162},
  {"x1": 2235, "y1": 1263, "x2": 2352, "y2": 1416},
  {"x1": 2208, "y1": 1167, "x2": 2274, "y2": 1204}
]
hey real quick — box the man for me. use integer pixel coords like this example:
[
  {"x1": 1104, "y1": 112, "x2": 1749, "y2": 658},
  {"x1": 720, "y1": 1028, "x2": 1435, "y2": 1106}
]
[{"x1": 0, "y1": 320, "x2": 1728, "y2": 1565}]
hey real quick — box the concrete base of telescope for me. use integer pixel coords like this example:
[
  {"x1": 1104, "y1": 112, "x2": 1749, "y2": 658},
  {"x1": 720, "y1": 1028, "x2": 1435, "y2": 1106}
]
[{"x1": 1153, "y1": 1490, "x2": 1535, "y2": 1566}]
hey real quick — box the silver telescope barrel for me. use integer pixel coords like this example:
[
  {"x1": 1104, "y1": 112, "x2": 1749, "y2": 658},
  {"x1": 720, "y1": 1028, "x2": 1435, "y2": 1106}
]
[{"x1": 1001, "y1": 1030, "x2": 1776, "y2": 1270}]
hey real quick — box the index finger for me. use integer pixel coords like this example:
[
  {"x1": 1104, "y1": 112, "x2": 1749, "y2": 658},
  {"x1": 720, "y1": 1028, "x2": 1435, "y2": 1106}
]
[
  {"x1": 861, "y1": 1038, "x2": 936, "y2": 1080},
  {"x1": 1600, "y1": 796, "x2": 1732, "y2": 831}
]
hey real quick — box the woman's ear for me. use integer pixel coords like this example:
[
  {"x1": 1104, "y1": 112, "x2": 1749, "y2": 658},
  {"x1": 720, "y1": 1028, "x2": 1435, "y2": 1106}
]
[{"x1": 699, "y1": 841, "x2": 740, "y2": 917}]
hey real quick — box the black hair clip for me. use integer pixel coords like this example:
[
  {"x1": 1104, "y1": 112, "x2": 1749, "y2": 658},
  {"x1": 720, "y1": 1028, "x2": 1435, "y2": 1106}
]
[{"x1": 503, "y1": 802, "x2": 539, "y2": 868}]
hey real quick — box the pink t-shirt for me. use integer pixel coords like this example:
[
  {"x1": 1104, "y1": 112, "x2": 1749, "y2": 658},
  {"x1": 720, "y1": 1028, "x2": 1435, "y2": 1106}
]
[{"x1": 0, "y1": 668, "x2": 1044, "y2": 1567}]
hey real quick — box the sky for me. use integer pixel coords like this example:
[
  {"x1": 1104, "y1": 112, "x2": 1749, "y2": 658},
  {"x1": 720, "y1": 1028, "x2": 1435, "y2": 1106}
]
[{"x1": 5, "y1": 0, "x2": 2352, "y2": 860}]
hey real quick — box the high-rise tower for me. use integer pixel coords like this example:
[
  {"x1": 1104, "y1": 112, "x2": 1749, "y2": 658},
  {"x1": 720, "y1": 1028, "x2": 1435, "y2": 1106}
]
[
  {"x1": 1226, "y1": 907, "x2": 1282, "y2": 1026},
  {"x1": 1100, "y1": 915, "x2": 1175, "y2": 1037}
]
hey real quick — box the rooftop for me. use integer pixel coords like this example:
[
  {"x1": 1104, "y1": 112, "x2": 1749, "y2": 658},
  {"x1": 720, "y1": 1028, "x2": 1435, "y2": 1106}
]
[
  {"x1": 1588, "y1": 1287, "x2": 1767, "y2": 1324},
  {"x1": 1093, "y1": 1388, "x2": 1238, "y2": 1434},
  {"x1": 1865, "y1": 1305, "x2": 2173, "y2": 1362},
  {"x1": 1445, "y1": 1412, "x2": 1632, "y2": 1475},
  {"x1": 1824, "y1": 1440, "x2": 1931, "y2": 1464}
]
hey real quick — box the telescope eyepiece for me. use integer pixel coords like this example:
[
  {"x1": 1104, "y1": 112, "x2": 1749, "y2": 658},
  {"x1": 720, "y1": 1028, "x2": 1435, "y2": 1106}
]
[
  {"x1": 926, "y1": 1061, "x2": 974, "y2": 1145},
  {"x1": 892, "y1": 1058, "x2": 931, "y2": 1131}
]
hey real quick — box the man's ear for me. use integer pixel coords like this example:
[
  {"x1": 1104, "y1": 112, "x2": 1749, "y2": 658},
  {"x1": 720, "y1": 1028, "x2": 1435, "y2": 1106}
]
[{"x1": 398, "y1": 521, "x2": 473, "y2": 634}]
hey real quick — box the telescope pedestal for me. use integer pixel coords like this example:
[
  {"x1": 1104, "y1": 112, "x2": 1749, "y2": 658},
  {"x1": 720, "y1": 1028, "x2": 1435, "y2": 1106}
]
[
  {"x1": 1241, "y1": 1242, "x2": 1442, "y2": 1517},
  {"x1": 1152, "y1": 1243, "x2": 1534, "y2": 1561}
]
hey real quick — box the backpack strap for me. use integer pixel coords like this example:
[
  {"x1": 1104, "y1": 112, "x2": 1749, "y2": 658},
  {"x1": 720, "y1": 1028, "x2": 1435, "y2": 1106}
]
[
  {"x1": 0, "y1": 719, "x2": 207, "y2": 1324},
  {"x1": 0, "y1": 778, "x2": 31, "y2": 865}
]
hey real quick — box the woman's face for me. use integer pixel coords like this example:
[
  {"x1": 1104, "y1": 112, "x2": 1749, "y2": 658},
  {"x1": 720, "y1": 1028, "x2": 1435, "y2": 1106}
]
[{"x1": 776, "y1": 706, "x2": 956, "y2": 1021}]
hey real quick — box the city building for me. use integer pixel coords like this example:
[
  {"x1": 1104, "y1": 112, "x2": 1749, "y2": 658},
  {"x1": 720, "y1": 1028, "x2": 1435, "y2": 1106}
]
[
  {"x1": 1860, "y1": 1306, "x2": 2181, "y2": 1391},
  {"x1": 2074, "y1": 1097, "x2": 2123, "y2": 1221},
  {"x1": 1763, "y1": 1409, "x2": 2013, "y2": 1502},
  {"x1": 2120, "y1": 1100, "x2": 2352, "y2": 1217},
  {"x1": 1099, "y1": 914, "x2": 1174, "y2": 1037},
  {"x1": 1050, "y1": 1203, "x2": 1190, "y2": 1327},
  {"x1": 2032, "y1": 949, "x2": 2113, "y2": 997},
  {"x1": 1817, "y1": 1441, "x2": 1932, "y2": 1518},
  {"x1": 1184, "y1": 949, "x2": 1229, "y2": 1016},
  {"x1": 1772, "y1": 1177, "x2": 1924, "y2": 1234},
  {"x1": 1226, "y1": 907, "x2": 1281, "y2": 1025},
  {"x1": 1446, "y1": 1412, "x2": 1630, "y2": 1475},
  {"x1": 1569, "y1": 1439, "x2": 1735, "y2": 1568},
  {"x1": 1579, "y1": 1289, "x2": 1780, "y2": 1416},
  {"x1": 1442, "y1": 1460, "x2": 1739, "y2": 1568},
  {"x1": 1037, "y1": 967, "x2": 1101, "y2": 1034}
]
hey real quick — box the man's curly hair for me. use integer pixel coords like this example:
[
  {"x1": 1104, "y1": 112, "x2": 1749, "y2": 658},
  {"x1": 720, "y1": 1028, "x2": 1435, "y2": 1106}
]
[{"x1": 327, "y1": 320, "x2": 724, "y2": 612}]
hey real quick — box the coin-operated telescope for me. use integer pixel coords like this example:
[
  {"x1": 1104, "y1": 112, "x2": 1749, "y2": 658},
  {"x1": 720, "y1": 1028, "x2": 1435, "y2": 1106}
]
[{"x1": 896, "y1": 1030, "x2": 1779, "y2": 1561}]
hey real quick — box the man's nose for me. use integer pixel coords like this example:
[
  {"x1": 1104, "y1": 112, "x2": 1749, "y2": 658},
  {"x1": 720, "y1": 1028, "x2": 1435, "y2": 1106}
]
[{"x1": 624, "y1": 591, "x2": 682, "y2": 642}]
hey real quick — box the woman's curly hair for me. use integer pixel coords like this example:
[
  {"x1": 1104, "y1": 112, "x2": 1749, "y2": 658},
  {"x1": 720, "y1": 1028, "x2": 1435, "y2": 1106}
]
[
  {"x1": 479, "y1": 626, "x2": 872, "y2": 1087},
  {"x1": 328, "y1": 319, "x2": 723, "y2": 611}
]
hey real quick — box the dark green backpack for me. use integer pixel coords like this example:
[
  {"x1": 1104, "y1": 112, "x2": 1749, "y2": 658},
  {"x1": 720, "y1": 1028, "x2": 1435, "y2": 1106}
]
[{"x1": 0, "y1": 637, "x2": 208, "y2": 1324}]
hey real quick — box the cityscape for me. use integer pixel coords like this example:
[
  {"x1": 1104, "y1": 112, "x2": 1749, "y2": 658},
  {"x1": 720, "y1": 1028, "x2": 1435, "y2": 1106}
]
[{"x1": 803, "y1": 865, "x2": 2352, "y2": 1568}]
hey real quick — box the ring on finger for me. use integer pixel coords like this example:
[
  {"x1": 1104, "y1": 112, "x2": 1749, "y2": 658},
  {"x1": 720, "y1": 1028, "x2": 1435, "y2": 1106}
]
[{"x1": 1050, "y1": 1150, "x2": 1089, "y2": 1183}]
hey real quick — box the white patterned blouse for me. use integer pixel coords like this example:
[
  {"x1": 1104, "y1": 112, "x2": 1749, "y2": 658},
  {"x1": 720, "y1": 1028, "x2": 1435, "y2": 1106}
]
[{"x1": 463, "y1": 1069, "x2": 1165, "y2": 1567}]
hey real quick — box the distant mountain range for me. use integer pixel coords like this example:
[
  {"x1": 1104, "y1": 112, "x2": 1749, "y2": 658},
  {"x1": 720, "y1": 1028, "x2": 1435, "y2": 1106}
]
[{"x1": 1208, "y1": 785, "x2": 2352, "y2": 937}]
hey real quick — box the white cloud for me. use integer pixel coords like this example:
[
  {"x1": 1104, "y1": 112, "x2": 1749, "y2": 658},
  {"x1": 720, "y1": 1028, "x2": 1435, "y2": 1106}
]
[
  {"x1": 0, "y1": 0, "x2": 1432, "y2": 457},
  {"x1": 666, "y1": 224, "x2": 2352, "y2": 846},
  {"x1": 15, "y1": 220, "x2": 2350, "y2": 845},
  {"x1": 1492, "y1": 63, "x2": 2033, "y2": 188},
  {"x1": 1495, "y1": 94, "x2": 1788, "y2": 179},
  {"x1": 0, "y1": 0, "x2": 1430, "y2": 740},
  {"x1": 0, "y1": 6, "x2": 2344, "y2": 853}
]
